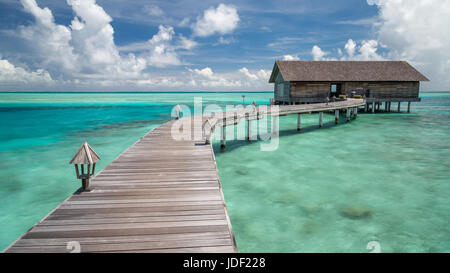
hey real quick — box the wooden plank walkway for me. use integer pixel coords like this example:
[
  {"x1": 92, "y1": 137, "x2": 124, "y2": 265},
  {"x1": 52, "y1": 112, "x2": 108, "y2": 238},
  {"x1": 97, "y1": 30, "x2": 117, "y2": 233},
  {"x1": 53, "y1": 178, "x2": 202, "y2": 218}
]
[
  {"x1": 4, "y1": 98, "x2": 365, "y2": 253},
  {"x1": 4, "y1": 120, "x2": 237, "y2": 253}
]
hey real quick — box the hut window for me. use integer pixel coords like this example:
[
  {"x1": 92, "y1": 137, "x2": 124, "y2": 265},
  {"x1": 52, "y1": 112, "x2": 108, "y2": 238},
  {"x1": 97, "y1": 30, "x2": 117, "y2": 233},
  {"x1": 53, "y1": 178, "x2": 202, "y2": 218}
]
[
  {"x1": 330, "y1": 83, "x2": 341, "y2": 93},
  {"x1": 331, "y1": 84, "x2": 337, "y2": 93}
]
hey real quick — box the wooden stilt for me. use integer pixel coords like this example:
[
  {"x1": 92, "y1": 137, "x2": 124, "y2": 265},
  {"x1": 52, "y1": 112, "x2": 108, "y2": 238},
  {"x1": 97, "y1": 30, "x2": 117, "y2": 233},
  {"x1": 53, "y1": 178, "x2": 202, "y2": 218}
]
[
  {"x1": 297, "y1": 113, "x2": 302, "y2": 131},
  {"x1": 247, "y1": 117, "x2": 252, "y2": 141},
  {"x1": 319, "y1": 112, "x2": 323, "y2": 128},
  {"x1": 353, "y1": 107, "x2": 358, "y2": 119},
  {"x1": 346, "y1": 108, "x2": 351, "y2": 122},
  {"x1": 335, "y1": 110, "x2": 339, "y2": 124},
  {"x1": 272, "y1": 115, "x2": 278, "y2": 136},
  {"x1": 365, "y1": 103, "x2": 368, "y2": 112},
  {"x1": 220, "y1": 126, "x2": 226, "y2": 149},
  {"x1": 385, "y1": 102, "x2": 388, "y2": 112},
  {"x1": 407, "y1": 102, "x2": 411, "y2": 113},
  {"x1": 372, "y1": 102, "x2": 375, "y2": 113},
  {"x1": 388, "y1": 102, "x2": 391, "y2": 112},
  {"x1": 377, "y1": 102, "x2": 380, "y2": 111},
  {"x1": 398, "y1": 102, "x2": 401, "y2": 112}
]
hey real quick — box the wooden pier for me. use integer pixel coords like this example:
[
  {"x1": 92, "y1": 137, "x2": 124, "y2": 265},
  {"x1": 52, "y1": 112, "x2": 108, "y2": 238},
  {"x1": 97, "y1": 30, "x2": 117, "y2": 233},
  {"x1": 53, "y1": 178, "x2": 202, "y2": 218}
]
[{"x1": 4, "y1": 99, "x2": 365, "y2": 253}]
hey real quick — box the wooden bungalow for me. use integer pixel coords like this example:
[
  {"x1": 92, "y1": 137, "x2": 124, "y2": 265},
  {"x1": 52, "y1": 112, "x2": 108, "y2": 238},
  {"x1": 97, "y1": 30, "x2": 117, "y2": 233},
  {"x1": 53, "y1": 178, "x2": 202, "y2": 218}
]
[{"x1": 269, "y1": 61, "x2": 429, "y2": 112}]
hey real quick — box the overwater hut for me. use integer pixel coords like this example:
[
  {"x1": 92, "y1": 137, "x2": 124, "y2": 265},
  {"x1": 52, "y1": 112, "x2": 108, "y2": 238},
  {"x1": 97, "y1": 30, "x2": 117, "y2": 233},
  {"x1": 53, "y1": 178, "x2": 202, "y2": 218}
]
[{"x1": 269, "y1": 61, "x2": 429, "y2": 112}]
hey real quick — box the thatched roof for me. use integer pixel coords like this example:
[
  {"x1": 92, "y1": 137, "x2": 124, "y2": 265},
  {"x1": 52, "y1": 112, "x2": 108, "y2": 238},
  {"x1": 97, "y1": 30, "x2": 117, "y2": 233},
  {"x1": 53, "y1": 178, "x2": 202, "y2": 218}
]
[
  {"x1": 69, "y1": 141, "x2": 100, "y2": 164},
  {"x1": 269, "y1": 61, "x2": 429, "y2": 83}
]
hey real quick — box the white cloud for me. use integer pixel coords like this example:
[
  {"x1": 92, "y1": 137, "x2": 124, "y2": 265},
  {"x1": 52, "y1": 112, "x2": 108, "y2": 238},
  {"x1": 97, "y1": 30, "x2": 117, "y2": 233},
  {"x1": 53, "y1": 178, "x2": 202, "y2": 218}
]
[
  {"x1": 181, "y1": 67, "x2": 271, "y2": 89},
  {"x1": 11, "y1": 0, "x2": 200, "y2": 89},
  {"x1": 357, "y1": 40, "x2": 384, "y2": 60},
  {"x1": 0, "y1": 58, "x2": 54, "y2": 85},
  {"x1": 20, "y1": 0, "x2": 77, "y2": 73},
  {"x1": 313, "y1": 39, "x2": 383, "y2": 61},
  {"x1": 239, "y1": 67, "x2": 258, "y2": 80},
  {"x1": 144, "y1": 5, "x2": 164, "y2": 17},
  {"x1": 311, "y1": 45, "x2": 328, "y2": 60},
  {"x1": 367, "y1": 0, "x2": 450, "y2": 90},
  {"x1": 282, "y1": 54, "x2": 299, "y2": 61},
  {"x1": 147, "y1": 25, "x2": 183, "y2": 67},
  {"x1": 215, "y1": 36, "x2": 236, "y2": 45},
  {"x1": 192, "y1": 4, "x2": 240, "y2": 37},
  {"x1": 178, "y1": 17, "x2": 190, "y2": 27},
  {"x1": 190, "y1": 67, "x2": 214, "y2": 79},
  {"x1": 344, "y1": 39, "x2": 356, "y2": 57},
  {"x1": 178, "y1": 35, "x2": 197, "y2": 50}
]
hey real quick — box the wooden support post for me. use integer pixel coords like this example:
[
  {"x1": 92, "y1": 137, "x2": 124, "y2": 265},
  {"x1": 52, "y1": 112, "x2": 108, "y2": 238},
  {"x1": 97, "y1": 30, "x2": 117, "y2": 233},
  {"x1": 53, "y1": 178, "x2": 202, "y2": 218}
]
[
  {"x1": 346, "y1": 108, "x2": 350, "y2": 122},
  {"x1": 372, "y1": 102, "x2": 375, "y2": 113},
  {"x1": 388, "y1": 102, "x2": 391, "y2": 112},
  {"x1": 353, "y1": 107, "x2": 358, "y2": 119},
  {"x1": 335, "y1": 110, "x2": 339, "y2": 124},
  {"x1": 319, "y1": 112, "x2": 323, "y2": 128},
  {"x1": 220, "y1": 126, "x2": 226, "y2": 149},
  {"x1": 297, "y1": 113, "x2": 302, "y2": 131},
  {"x1": 398, "y1": 102, "x2": 401, "y2": 112},
  {"x1": 364, "y1": 103, "x2": 368, "y2": 112},
  {"x1": 377, "y1": 102, "x2": 380, "y2": 111},
  {"x1": 385, "y1": 102, "x2": 388, "y2": 112},
  {"x1": 407, "y1": 102, "x2": 411, "y2": 113},
  {"x1": 247, "y1": 115, "x2": 252, "y2": 141},
  {"x1": 272, "y1": 115, "x2": 278, "y2": 136},
  {"x1": 82, "y1": 178, "x2": 90, "y2": 191}
]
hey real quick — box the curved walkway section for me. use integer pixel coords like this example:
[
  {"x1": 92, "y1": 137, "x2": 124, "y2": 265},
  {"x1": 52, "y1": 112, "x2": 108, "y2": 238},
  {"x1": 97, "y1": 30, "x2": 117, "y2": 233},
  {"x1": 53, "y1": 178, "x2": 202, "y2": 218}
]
[{"x1": 4, "y1": 99, "x2": 364, "y2": 253}]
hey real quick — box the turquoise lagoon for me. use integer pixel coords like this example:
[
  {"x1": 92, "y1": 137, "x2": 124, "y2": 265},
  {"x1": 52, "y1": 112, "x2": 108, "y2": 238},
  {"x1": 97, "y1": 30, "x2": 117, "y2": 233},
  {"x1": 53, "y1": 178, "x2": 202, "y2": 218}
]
[{"x1": 0, "y1": 92, "x2": 449, "y2": 252}]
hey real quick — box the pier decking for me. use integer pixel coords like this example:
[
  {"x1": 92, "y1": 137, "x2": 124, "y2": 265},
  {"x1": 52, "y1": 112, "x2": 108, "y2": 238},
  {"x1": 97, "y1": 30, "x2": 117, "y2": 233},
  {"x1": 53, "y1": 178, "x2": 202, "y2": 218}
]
[{"x1": 4, "y1": 99, "x2": 365, "y2": 253}]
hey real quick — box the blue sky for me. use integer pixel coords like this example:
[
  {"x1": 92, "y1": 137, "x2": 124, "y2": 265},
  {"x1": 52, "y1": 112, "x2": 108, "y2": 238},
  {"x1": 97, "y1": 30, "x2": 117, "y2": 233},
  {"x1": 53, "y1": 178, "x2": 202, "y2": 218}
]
[{"x1": 0, "y1": 0, "x2": 448, "y2": 91}]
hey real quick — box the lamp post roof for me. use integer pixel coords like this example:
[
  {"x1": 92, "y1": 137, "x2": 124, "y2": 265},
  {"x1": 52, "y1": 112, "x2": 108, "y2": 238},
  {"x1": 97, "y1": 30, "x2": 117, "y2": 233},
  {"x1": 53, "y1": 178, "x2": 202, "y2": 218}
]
[{"x1": 69, "y1": 141, "x2": 100, "y2": 165}]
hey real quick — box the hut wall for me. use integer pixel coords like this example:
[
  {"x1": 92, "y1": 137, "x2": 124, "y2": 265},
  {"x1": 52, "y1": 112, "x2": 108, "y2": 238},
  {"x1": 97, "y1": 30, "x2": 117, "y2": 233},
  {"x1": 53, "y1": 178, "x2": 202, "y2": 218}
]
[
  {"x1": 274, "y1": 73, "x2": 290, "y2": 101},
  {"x1": 344, "y1": 82, "x2": 419, "y2": 98},
  {"x1": 290, "y1": 82, "x2": 329, "y2": 100}
]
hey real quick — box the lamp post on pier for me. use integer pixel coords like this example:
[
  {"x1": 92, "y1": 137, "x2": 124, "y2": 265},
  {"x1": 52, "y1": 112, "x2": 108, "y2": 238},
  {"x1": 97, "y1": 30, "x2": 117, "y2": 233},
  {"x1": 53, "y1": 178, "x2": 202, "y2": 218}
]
[{"x1": 69, "y1": 141, "x2": 100, "y2": 192}]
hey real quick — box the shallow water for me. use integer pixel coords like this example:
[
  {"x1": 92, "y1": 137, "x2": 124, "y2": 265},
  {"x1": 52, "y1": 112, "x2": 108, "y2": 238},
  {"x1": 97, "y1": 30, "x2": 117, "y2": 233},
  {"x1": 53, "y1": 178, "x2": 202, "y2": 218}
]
[
  {"x1": 214, "y1": 93, "x2": 450, "y2": 252},
  {"x1": 0, "y1": 92, "x2": 269, "y2": 251},
  {"x1": 0, "y1": 92, "x2": 449, "y2": 252}
]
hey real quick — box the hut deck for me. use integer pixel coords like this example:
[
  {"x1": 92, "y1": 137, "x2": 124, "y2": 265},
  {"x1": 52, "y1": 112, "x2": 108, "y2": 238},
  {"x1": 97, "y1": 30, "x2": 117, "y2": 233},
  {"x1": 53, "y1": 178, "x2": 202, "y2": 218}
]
[{"x1": 4, "y1": 99, "x2": 365, "y2": 253}]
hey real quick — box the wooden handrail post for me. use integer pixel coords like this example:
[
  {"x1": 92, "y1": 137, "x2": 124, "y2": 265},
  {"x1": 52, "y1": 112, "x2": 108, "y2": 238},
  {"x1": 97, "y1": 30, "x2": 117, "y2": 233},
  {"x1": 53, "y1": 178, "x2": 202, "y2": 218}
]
[{"x1": 319, "y1": 112, "x2": 323, "y2": 128}]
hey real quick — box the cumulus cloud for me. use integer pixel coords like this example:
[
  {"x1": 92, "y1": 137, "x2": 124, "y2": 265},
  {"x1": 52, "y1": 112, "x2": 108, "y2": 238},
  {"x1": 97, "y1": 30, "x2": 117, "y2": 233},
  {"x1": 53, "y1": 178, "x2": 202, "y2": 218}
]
[
  {"x1": 239, "y1": 67, "x2": 258, "y2": 80},
  {"x1": 180, "y1": 67, "x2": 271, "y2": 89},
  {"x1": 357, "y1": 40, "x2": 384, "y2": 60},
  {"x1": 311, "y1": 45, "x2": 328, "y2": 60},
  {"x1": 6, "y1": 0, "x2": 201, "y2": 89},
  {"x1": 239, "y1": 67, "x2": 271, "y2": 82},
  {"x1": 344, "y1": 39, "x2": 356, "y2": 57},
  {"x1": 0, "y1": 58, "x2": 54, "y2": 85},
  {"x1": 367, "y1": 0, "x2": 450, "y2": 90},
  {"x1": 146, "y1": 25, "x2": 182, "y2": 67},
  {"x1": 192, "y1": 4, "x2": 240, "y2": 37},
  {"x1": 282, "y1": 54, "x2": 299, "y2": 61},
  {"x1": 312, "y1": 39, "x2": 383, "y2": 61},
  {"x1": 190, "y1": 67, "x2": 214, "y2": 79},
  {"x1": 19, "y1": 0, "x2": 77, "y2": 73}
]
